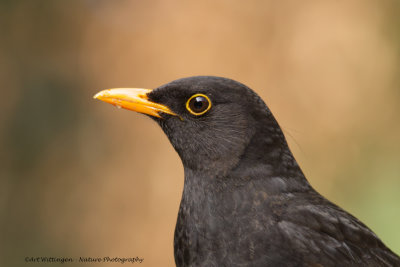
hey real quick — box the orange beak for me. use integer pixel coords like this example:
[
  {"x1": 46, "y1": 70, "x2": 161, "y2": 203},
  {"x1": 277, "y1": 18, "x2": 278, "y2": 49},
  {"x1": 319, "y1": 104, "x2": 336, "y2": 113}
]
[{"x1": 93, "y1": 88, "x2": 177, "y2": 118}]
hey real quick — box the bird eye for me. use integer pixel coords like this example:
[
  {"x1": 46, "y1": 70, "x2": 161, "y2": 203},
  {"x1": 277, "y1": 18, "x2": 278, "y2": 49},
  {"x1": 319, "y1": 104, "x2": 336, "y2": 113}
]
[{"x1": 186, "y1": 94, "x2": 211, "y2": 115}]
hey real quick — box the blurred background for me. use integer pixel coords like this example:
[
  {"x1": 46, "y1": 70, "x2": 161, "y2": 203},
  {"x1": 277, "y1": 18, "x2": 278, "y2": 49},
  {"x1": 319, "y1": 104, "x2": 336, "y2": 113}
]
[{"x1": 1, "y1": 1, "x2": 399, "y2": 266}]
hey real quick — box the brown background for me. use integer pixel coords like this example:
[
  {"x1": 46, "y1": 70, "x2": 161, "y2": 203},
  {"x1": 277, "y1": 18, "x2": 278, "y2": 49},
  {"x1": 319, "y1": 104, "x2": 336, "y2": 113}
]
[{"x1": 1, "y1": 1, "x2": 399, "y2": 266}]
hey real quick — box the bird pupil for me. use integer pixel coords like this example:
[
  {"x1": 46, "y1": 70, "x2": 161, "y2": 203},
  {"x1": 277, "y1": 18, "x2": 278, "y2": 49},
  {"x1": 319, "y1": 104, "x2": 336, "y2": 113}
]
[{"x1": 193, "y1": 97, "x2": 204, "y2": 110}]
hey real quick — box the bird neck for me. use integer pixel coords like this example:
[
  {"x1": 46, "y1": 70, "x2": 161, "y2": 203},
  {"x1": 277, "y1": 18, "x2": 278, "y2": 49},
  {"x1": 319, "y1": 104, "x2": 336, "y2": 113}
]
[
  {"x1": 184, "y1": 114, "x2": 309, "y2": 190},
  {"x1": 234, "y1": 118, "x2": 307, "y2": 179},
  {"x1": 182, "y1": 119, "x2": 311, "y2": 196}
]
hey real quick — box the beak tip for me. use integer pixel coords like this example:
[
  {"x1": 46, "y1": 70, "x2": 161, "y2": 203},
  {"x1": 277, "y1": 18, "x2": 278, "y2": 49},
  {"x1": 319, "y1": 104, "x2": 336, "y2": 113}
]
[{"x1": 93, "y1": 90, "x2": 106, "y2": 100}]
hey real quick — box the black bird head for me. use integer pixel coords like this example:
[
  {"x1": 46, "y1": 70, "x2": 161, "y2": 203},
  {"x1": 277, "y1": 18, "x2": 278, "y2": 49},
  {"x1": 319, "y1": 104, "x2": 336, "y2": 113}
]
[{"x1": 94, "y1": 76, "x2": 299, "y2": 179}]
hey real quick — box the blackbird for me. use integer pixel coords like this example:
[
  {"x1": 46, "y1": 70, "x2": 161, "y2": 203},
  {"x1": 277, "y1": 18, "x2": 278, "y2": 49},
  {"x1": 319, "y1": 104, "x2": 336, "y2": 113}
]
[{"x1": 94, "y1": 76, "x2": 400, "y2": 267}]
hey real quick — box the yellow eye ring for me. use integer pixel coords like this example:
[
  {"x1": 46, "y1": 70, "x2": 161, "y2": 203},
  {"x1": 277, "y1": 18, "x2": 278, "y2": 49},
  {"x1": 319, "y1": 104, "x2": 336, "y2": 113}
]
[{"x1": 186, "y1": 94, "x2": 212, "y2": 116}]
